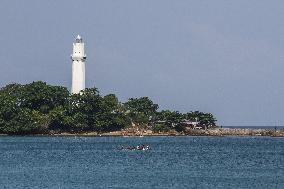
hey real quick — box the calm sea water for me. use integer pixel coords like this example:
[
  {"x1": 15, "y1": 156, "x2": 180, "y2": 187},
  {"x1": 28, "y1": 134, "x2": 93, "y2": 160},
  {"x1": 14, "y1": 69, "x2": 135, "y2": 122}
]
[
  {"x1": 223, "y1": 126, "x2": 284, "y2": 129},
  {"x1": 0, "y1": 136, "x2": 283, "y2": 189}
]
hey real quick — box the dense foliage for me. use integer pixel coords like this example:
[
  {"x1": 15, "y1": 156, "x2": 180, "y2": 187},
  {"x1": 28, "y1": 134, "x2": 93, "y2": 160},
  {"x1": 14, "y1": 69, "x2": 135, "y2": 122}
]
[{"x1": 0, "y1": 81, "x2": 217, "y2": 135}]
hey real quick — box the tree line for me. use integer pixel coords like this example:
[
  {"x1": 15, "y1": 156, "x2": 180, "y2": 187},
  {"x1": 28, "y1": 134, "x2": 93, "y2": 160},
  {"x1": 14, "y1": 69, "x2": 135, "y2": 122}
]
[{"x1": 0, "y1": 81, "x2": 217, "y2": 134}]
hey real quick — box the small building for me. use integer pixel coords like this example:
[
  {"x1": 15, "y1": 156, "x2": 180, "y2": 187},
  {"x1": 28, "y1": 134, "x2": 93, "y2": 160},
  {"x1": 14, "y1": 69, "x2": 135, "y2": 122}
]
[{"x1": 181, "y1": 120, "x2": 200, "y2": 129}]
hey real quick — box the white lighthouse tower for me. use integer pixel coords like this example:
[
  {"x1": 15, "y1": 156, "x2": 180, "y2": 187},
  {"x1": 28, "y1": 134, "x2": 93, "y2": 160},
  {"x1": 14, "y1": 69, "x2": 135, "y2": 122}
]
[{"x1": 71, "y1": 35, "x2": 86, "y2": 94}]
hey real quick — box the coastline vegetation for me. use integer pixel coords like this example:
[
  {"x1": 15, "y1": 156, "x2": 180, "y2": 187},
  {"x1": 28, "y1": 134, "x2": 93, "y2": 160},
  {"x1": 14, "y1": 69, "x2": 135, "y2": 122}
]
[{"x1": 0, "y1": 81, "x2": 217, "y2": 135}]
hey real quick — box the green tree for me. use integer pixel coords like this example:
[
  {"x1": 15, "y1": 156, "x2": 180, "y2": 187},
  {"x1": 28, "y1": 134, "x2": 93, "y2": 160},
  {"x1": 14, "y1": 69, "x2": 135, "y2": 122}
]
[
  {"x1": 3, "y1": 108, "x2": 48, "y2": 134},
  {"x1": 155, "y1": 110, "x2": 184, "y2": 131},
  {"x1": 0, "y1": 84, "x2": 23, "y2": 134},
  {"x1": 67, "y1": 88, "x2": 129, "y2": 132},
  {"x1": 102, "y1": 94, "x2": 130, "y2": 131},
  {"x1": 0, "y1": 81, "x2": 217, "y2": 134},
  {"x1": 0, "y1": 88, "x2": 48, "y2": 134},
  {"x1": 184, "y1": 111, "x2": 217, "y2": 128},
  {"x1": 68, "y1": 88, "x2": 101, "y2": 131},
  {"x1": 124, "y1": 97, "x2": 159, "y2": 126},
  {"x1": 20, "y1": 81, "x2": 69, "y2": 114}
]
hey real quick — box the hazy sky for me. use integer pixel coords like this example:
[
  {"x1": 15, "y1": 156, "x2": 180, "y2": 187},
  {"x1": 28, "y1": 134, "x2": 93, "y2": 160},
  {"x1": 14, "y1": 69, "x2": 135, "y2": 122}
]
[{"x1": 0, "y1": 0, "x2": 284, "y2": 126}]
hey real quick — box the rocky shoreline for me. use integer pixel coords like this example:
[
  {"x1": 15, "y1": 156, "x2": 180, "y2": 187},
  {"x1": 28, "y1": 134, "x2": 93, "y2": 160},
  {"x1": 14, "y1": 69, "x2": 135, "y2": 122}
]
[
  {"x1": 1, "y1": 128, "x2": 283, "y2": 137},
  {"x1": 183, "y1": 128, "x2": 284, "y2": 137},
  {"x1": 57, "y1": 128, "x2": 284, "y2": 137},
  {"x1": 0, "y1": 127, "x2": 281, "y2": 137}
]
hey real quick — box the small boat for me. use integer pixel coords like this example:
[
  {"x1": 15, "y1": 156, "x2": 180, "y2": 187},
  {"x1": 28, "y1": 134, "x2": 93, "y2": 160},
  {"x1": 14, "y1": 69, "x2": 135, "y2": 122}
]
[
  {"x1": 136, "y1": 144, "x2": 150, "y2": 151},
  {"x1": 119, "y1": 144, "x2": 150, "y2": 151}
]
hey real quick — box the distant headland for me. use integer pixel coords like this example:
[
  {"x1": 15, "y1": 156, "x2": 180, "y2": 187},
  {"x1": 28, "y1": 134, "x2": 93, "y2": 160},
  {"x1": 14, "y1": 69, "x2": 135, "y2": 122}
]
[
  {"x1": 0, "y1": 81, "x2": 217, "y2": 135},
  {"x1": 0, "y1": 81, "x2": 283, "y2": 137}
]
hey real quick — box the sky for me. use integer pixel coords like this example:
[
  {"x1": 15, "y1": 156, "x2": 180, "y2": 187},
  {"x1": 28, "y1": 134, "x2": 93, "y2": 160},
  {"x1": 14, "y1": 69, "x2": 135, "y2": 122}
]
[{"x1": 0, "y1": 0, "x2": 284, "y2": 126}]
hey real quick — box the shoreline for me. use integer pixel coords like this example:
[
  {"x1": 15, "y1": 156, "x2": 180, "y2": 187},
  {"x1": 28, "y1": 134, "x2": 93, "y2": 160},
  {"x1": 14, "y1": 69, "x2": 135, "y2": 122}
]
[{"x1": 0, "y1": 128, "x2": 283, "y2": 137}]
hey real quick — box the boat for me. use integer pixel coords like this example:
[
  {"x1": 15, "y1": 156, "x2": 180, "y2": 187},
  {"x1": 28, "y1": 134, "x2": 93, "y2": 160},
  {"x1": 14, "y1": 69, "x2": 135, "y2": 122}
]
[{"x1": 119, "y1": 144, "x2": 150, "y2": 151}]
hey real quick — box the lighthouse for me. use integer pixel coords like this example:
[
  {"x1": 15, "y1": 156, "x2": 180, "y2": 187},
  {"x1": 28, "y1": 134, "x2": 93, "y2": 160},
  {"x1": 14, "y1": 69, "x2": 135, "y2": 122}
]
[{"x1": 71, "y1": 35, "x2": 86, "y2": 94}]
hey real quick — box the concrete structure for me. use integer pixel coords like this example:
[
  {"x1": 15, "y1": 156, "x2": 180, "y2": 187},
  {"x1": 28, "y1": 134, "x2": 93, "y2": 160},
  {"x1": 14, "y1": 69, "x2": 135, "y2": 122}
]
[{"x1": 71, "y1": 35, "x2": 86, "y2": 94}]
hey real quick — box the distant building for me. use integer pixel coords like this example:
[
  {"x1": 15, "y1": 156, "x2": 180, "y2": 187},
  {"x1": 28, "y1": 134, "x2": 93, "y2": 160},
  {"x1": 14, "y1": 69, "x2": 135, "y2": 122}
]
[
  {"x1": 71, "y1": 35, "x2": 86, "y2": 94},
  {"x1": 181, "y1": 120, "x2": 200, "y2": 129}
]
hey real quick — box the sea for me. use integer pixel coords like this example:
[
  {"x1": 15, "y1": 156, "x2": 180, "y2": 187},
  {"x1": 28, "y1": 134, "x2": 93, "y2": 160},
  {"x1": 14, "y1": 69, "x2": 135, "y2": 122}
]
[
  {"x1": 0, "y1": 136, "x2": 283, "y2": 189},
  {"x1": 223, "y1": 126, "x2": 284, "y2": 129}
]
